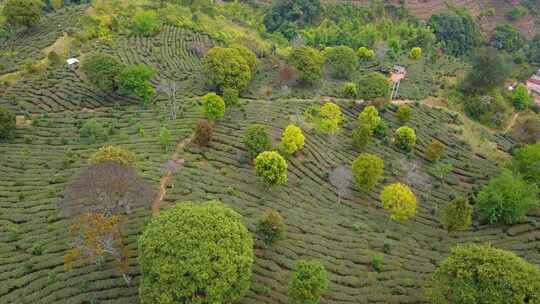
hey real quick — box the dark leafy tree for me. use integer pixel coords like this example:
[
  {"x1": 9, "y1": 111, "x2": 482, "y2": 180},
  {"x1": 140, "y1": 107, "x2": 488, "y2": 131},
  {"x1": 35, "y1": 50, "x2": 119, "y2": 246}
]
[
  {"x1": 476, "y1": 169, "x2": 539, "y2": 224},
  {"x1": 461, "y1": 48, "x2": 510, "y2": 94},
  {"x1": 3, "y1": 0, "x2": 44, "y2": 28},
  {"x1": 356, "y1": 72, "x2": 390, "y2": 100},
  {"x1": 243, "y1": 124, "x2": 271, "y2": 159},
  {"x1": 426, "y1": 244, "x2": 540, "y2": 304},
  {"x1": 288, "y1": 46, "x2": 324, "y2": 85},
  {"x1": 490, "y1": 24, "x2": 525, "y2": 53},
  {"x1": 511, "y1": 141, "x2": 540, "y2": 184},
  {"x1": 427, "y1": 10, "x2": 480, "y2": 57},
  {"x1": 138, "y1": 201, "x2": 254, "y2": 304},
  {"x1": 118, "y1": 64, "x2": 156, "y2": 103},
  {"x1": 440, "y1": 197, "x2": 472, "y2": 231},
  {"x1": 0, "y1": 106, "x2": 16, "y2": 140},
  {"x1": 263, "y1": 0, "x2": 321, "y2": 39},
  {"x1": 324, "y1": 45, "x2": 357, "y2": 79},
  {"x1": 257, "y1": 209, "x2": 285, "y2": 245},
  {"x1": 81, "y1": 53, "x2": 124, "y2": 91}
]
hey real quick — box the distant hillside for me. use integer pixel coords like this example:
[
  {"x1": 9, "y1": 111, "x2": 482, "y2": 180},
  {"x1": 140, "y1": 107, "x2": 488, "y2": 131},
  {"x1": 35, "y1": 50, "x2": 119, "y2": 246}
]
[{"x1": 260, "y1": 0, "x2": 539, "y2": 38}]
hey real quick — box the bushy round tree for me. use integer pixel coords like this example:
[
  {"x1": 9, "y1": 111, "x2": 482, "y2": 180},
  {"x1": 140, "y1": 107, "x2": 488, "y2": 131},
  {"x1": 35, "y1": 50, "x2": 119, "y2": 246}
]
[
  {"x1": 476, "y1": 170, "x2": 539, "y2": 224},
  {"x1": 352, "y1": 153, "x2": 384, "y2": 190},
  {"x1": 511, "y1": 84, "x2": 533, "y2": 110},
  {"x1": 425, "y1": 139, "x2": 446, "y2": 162},
  {"x1": 357, "y1": 47, "x2": 375, "y2": 61},
  {"x1": 325, "y1": 45, "x2": 357, "y2": 79},
  {"x1": 138, "y1": 201, "x2": 254, "y2": 304},
  {"x1": 3, "y1": 0, "x2": 43, "y2": 28},
  {"x1": 257, "y1": 209, "x2": 285, "y2": 245},
  {"x1": 440, "y1": 197, "x2": 472, "y2": 231},
  {"x1": 396, "y1": 105, "x2": 412, "y2": 124},
  {"x1": 222, "y1": 87, "x2": 239, "y2": 107},
  {"x1": 358, "y1": 106, "x2": 381, "y2": 131},
  {"x1": 280, "y1": 124, "x2": 305, "y2": 155},
  {"x1": 394, "y1": 126, "x2": 416, "y2": 151},
  {"x1": 380, "y1": 183, "x2": 417, "y2": 221},
  {"x1": 426, "y1": 244, "x2": 540, "y2": 304},
  {"x1": 511, "y1": 141, "x2": 540, "y2": 184},
  {"x1": 409, "y1": 47, "x2": 422, "y2": 59},
  {"x1": 254, "y1": 151, "x2": 288, "y2": 186},
  {"x1": 352, "y1": 123, "x2": 373, "y2": 149},
  {"x1": 288, "y1": 260, "x2": 329, "y2": 304},
  {"x1": 203, "y1": 47, "x2": 251, "y2": 92},
  {"x1": 231, "y1": 44, "x2": 258, "y2": 75},
  {"x1": 356, "y1": 72, "x2": 390, "y2": 100},
  {"x1": 317, "y1": 102, "x2": 343, "y2": 134},
  {"x1": 118, "y1": 64, "x2": 156, "y2": 102},
  {"x1": 81, "y1": 53, "x2": 124, "y2": 91},
  {"x1": 288, "y1": 46, "x2": 324, "y2": 85},
  {"x1": 201, "y1": 92, "x2": 225, "y2": 121},
  {"x1": 243, "y1": 124, "x2": 271, "y2": 159},
  {"x1": 132, "y1": 10, "x2": 160, "y2": 36},
  {"x1": 89, "y1": 145, "x2": 135, "y2": 166},
  {"x1": 0, "y1": 106, "x2": 16, "y2": 140},
  {"x1": 342, "y1": 82, "x2": 358, "y2": 98}
]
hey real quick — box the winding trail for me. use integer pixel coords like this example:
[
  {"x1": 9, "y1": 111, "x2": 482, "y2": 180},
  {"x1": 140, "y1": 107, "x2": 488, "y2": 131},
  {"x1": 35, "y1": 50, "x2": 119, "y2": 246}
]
[
  {"x1": 152, "y1": 132, "x2": 195, "y2": 215},
  {"x1": 504, "y1": 112, "x2": 520, "y2": 133}
]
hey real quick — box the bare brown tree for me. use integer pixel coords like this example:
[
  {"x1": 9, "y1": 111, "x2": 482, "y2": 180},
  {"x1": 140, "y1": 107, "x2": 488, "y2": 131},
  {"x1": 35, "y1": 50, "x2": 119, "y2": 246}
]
[
  {"x1": 59, "y1": 161, "x2": 156, "y2": 218},
  {"x1": 329, "y1": 166, "x2": 352, "y2": 204}
]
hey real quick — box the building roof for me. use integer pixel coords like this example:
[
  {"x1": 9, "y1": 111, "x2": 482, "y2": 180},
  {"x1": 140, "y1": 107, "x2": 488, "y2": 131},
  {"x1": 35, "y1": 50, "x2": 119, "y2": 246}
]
[{"x1": 66, "y1": 58, "x2": 79, "y2": 65}]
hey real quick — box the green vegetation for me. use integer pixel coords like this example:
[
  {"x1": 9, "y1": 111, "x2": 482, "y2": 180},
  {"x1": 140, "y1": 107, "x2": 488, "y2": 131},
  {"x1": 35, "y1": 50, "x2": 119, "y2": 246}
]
[
  {"x1": 476, "y1": 170, "x2": 539, "y2": 224},
  {"x1": 201, "y1": 92, "x2": 225, "y2": 121},
  {"x1": 510, "y1": 84, "x2": 533, "y2": 110},
  {"x1": 243, "y1": 124, "x2": 271, "y2": 159},
  {"x1": 118, "y1": 64, "x2": 156, "y2": 103},
  {"x1": 428, "y1": 10, "x2": 480, "y2": 56},
  {"x1": 203, "y1": 47, "x2": 252, "y2": 92},
  {"x1": 280, "y1": 124, "x2": 305, "y2": 156},
  {"x1": 132, "y1": 10, "x2": 160, "y2": 36},
  {"x1": 409, "y1": 47, "x2": 422, "y2": 59},
  {"x1": 3, "y1": 0, "x2": 43, "y2": 28},
  {"x1": 380, "y1": 183, "x2": 417, "y2": 221},
  {"x1": 138, "y1": 201, "x2": 254, "y2": 304},
  {"x1": 89, "y1": 145, "x2": 135, "y2": 166},
  {"x1": 352, "y1": 153, "x2": 384, "y2": 190},
  {"x1": 440, "y1": 197, "x2": 472, "y2": 231},
  {"x1": 396, "y1": 105, "x2": 412, "y2": 124},
  {"x1": 490, "y1": 24, "x2": 525, "y2": 52},
  {"x1": 288, "y1": 260, "x2": 328, "y2": 304},
  {"x1": 324, "y1": 45, "x2": 357, "y2": 79},
  {"x1": 427, "y1": 244, "x2": 540, "y2": 304},
  {"x1": 81, "y1": 53, "x2": 124, "y2": 92},
  {"x1": 194, "y1": 119, "x2": 213, "y2": 147},
  {"x1": 0, "y1": 106, "x2": 15, "y2": 140},
  {"x1": 315, "y1": 102, "x2": 343, "y2": 134},
  {"x1": 264, "y1": 0, "x2": 321, "y2": 39},
  {"x1": 254, "y1": 151, "x2": 288, "y2": 186},
  {"x1": 356, "y1": 72, "x2": 389, "y2": 100},
  {"x1": 394, "y1": 126, "x2": 416, "y2": 151},
  {"x1": 511, "y1": 142, "x2": 540, "y2": 184},
  {"x1": 288, "y1": 46, "x2": 324, "y2": 85},
  {"x1": 257, "y1": 209, "x2": 285, "y2": 245},
  {"x1": 425, "y1": 139, "x2": 446, "y2": 162}
]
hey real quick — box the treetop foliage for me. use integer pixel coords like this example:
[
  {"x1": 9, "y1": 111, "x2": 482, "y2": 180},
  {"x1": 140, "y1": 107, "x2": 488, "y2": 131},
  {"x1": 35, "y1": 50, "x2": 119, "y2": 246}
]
[
  {"x1": 288, "y1": 259, "x2": 328, "y2": 304},
  {"x1": 138, "y1": 201, "x2": 254, "y2": 304},
  {"x1": 0, "y1": 106, "x2": 16, "y2": 140},
  {"x1": 244, "y1": 124, "x2": 272, "y2": 159},
  {"x1": 288, "y1": 46, "x2": 324, "y2": 84},
  {"x1": 280, "y1": 124, "x2": 305, "y2": 156},
  {"x1": 255, "y1": 151, "x2": 288, "y2": 186},
  {"x1": 352, "y1": 153, "x2": 384, "y2": 190},
  {"x1": 428, "y1": 9, "x2": 481, "y2": 57},
  {"x1": 380, "y1": 183, "x2": 417, "y2": 221},
  {"x1": 203, "y1": 46, "x2": 252, "y2": 92},
  {"x1": 3, "y1": 0, "x2": 44, "y2": 28},
  {"x1": 89, "y1": 145, "x2": 135, "y2": 166},
  {"x1": 81, "y1": 52, "x2": 124, "y2": 92},
  {"x1": 264, "y1": 0, "x2": 321, "y2": 39},
  {"x1": 426, "y1": 244, "x2": 540, "y2": 304},
  {"x1": 201, "y1": 92, "x2": 225, "y2": 121}
]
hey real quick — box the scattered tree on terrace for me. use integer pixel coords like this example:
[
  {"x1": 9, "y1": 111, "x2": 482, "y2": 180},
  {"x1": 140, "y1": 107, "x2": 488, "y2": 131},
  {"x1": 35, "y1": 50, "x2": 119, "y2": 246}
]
[
  {"x1": 380, "y1": 183, "x2": 417, "y2": 221},
  {"x1": 288, "y1": 46, "x2": 324, "y2": 85},
  {"x1": 409, "y1": 47, "x2": 422, "y2": 59},
  {"x1": 396, "y1": 105, "x2": 412, "y2": 124},
  {"x1": 288, "y1": 259, "x2": 328, "y2": 304},
  {"x1": 81, "y1": 53, "x2": 124, "y2": 92},
  {"x1": 254, "y1": 151, "x2": 288, "y2": 186},
  {"x1": 203, "y1": 47, "x2": 251, "y2": 92},
  {"x1": 138, "y1": 201, "x2": 254, "y2": 304},
  {"x1": 280, "y1": 124, "x2": 305, "y2": 156},
  {"x1": 325, "y1": 45, "x2": 357, "y2": 79},
  {"x1": 201, "y1": 92, "x2": 225, "y2": 121},
  {"x1": 118, "y1": 64, "x2": 156, "y2": 103},
  {"x1": 352, "y1": 153, "x2": 384, "y2": 190},
  {"x1": 426, "y1": 244, "x2": 540, "y2": 304},
  {"x1": 257, "y1": 209, "x2": 285, "y2": 245},
  {"x1": 394, "y1": 126, "x2": 416, "y2": 151},
  {"x1": 89, "y1": 145, "x2": 136, "y2": 166},
  {"x1": 243, "y1": 124, "x2": 272, "y2": 159},
  {"x1": 0, "y1": 106, "x2": 16, "y2": 140},
  {"x1": 440, "y1": 197, "x2": 472, "y2": 231},
  {"x1": 316, "y1": 102, "x2": 343, "y2": 135},
  {"x1": 329, "y1": 166, "x2": 352, "y2": 204},
  {"x1": 425, "y1": 139, "x2": 446, "y2": 162},
  {"x1": 356, "y1": 72, "x2": 390, "y2": 100},
  {"x1": 193, "y1": 119, "x2": 214, "y2": 147}
]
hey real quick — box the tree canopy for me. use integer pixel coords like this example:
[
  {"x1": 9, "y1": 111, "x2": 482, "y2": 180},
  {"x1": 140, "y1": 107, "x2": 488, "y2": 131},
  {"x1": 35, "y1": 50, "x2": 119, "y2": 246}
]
[
  {"x1": 0, "y1": 107, "x2": 16, "y2": 140},
  {"x1": 81, "y1": 53, "x2": 124, "y2": 92},
  {"x1": 288, "y1": 46, "x2": 324, "y2": 85},
  {"x1": 380, "y1": 183, "x2": 417, "y2": 221},
  {"x1": 427, "y1": 10, "x2": 480, "y2": 57},
  {"x1": 138, "y1": 201, "x2": 254, "y2": 304},
  {"x1": 427, "y1": 244, "x2": 540, "y2": 304},
  {"x1": 263, "y1": 0, "x2": 321, "y2": 39},
  {"x1": 288, "y1": 260, "x2": 328, "y2": 304},
  {"x1": 203, "y1": 47, "x2": 252, "y2": 92},
  {"x1": 3, "y1": 0, "x2": 43, "y2": 28},
  {"x1": 255, "y1": 151, "x2": 288, "y2": 186}
]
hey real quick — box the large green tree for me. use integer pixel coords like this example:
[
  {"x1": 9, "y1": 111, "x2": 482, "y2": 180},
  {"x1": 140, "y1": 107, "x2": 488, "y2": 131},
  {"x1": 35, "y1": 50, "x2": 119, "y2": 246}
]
[
  {"x1": 324, "y1": 45, "x2": 357, "y2": 79},
  {"x1": 138, "y1": 201, "x2": 254, "y2": 304},
  {"x1": 426, "y1": 244, "x2": 540, "y2": 304},
  {"x1": 203, "y1": 47, "x2": 252, "y2": 92},
  {"x1": 511, "y1": 141, "x2": 540, "y2": 184},
  {"x1": 461, "y1": 48, "x2": 510, "y2": 93},
  {"x1": 476, "y1": 169, "x2": 539, "y2": 224},
  {"x1": 288, "y1": 260, "x2": 328, "y2": 304},
  {"x1": 3, "y1": 0, "x2": 43, "y2": 28},
  {"x1": 118, "y1": 64, "x2": 156, "y2": 102},
  {"x1": 356, "y1": 72, "x2": 390, "y2": 100},
  {"x1": 288, "y1": 46, "x2": 324, "y2": 85},
  {"x1": 81, "y1": 53, "x2": 124, "y2": 91},
  {"x1": 263, "y1": 0, "x2": 321, "y2": 39},
  {"x1": 427, "y1": 10, "x2": 480, "y2": 57}
]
